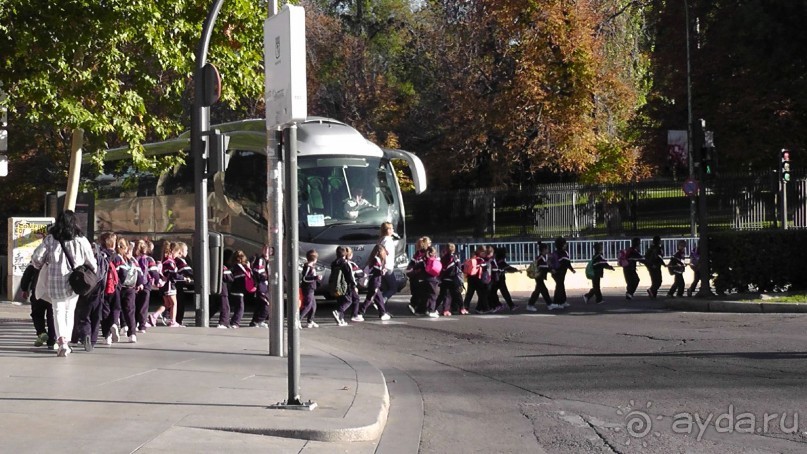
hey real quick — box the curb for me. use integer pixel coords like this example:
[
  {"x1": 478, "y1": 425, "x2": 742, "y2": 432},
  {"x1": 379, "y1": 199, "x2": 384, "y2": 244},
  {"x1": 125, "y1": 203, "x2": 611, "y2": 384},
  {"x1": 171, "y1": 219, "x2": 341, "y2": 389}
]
[
  {"x1": 666, "y1": 299, "x2": 807, "y2": 313},
  {"x1": 181, "y1": 339, "x2": 390, "y2": 442}
]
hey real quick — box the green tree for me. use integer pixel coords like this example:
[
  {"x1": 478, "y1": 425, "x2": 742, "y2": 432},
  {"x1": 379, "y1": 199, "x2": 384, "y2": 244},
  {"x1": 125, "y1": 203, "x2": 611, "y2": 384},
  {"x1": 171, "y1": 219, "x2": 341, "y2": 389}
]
[{"x1": 0, "y1": 0, "x2": 265, "y2": 237}]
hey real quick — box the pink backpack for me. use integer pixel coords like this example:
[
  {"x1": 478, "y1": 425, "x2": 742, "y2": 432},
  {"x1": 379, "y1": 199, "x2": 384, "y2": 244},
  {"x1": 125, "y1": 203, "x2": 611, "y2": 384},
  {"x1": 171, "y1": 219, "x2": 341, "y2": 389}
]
[{"x1": 425, "y1": 257, "x2": 443, "y2": 277}]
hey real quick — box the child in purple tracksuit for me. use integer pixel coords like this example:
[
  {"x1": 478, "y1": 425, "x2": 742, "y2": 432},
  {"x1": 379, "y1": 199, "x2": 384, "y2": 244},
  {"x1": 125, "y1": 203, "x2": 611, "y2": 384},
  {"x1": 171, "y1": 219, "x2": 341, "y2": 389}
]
[
  {"x1": 667, "y1": 240, "x2": 687, "y2": 298},
  {"x1": 115, "y1": 237, "x2": 144, "y2": 342},
  {"x1": 436, "y1": 243, "x2": 463, "y2": 316},
  {"x1": 583, "y1": 242, "x2": 614, "y2": 304},
  {"x1": 527, "y1": 242, "x2": 553, "y2": 311},
  {"x1": 229, "y1": 250, "x2": 255, "y2": 329},
  {"x1": 331, "y1": 246, "x2": 358, "y2": 326},
  {"x1": 358, "y1": 244, "x2": 390, "y2": 320},
  {"x1": 215, "y1": 264, "x2": 233, "y2": 328},
  {"x1": 299, "y1": 250, "x2": 321, "y2": 328}
]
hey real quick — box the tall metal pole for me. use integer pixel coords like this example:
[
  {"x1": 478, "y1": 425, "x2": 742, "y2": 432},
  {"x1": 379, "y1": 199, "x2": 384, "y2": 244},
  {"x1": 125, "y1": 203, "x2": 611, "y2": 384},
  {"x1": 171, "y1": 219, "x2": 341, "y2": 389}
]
[
  {"x1": 267, "y1": 0, "x2": 284, "y2": 357},
  {"x1": 284, "y1": 124, "x2": 302, "y2": 405},
  {"x1": 192, "y1": 0, "x2": 225, "y2": 328},
  {"x1": 685, "y1": 0, "x2": 696, "y2": 237}
]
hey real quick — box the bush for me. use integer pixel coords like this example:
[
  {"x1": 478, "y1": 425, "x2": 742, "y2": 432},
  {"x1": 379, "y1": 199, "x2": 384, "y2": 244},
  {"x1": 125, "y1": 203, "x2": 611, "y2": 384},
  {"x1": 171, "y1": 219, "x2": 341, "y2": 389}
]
[{"x1": 709, "y1": 230, "x2": 807, "y2": 294}]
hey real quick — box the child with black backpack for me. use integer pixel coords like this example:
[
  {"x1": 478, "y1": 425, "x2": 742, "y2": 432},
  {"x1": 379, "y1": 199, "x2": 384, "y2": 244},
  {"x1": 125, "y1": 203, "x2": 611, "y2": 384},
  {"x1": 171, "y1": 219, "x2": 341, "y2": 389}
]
[
  {"x1": 623, "y1": 237, "x2": 644, "y2": 300},
  {"x1": 330, "y1": 246, "x2": 357, "y2": 326},
  {"x1": 583, "y1": 242, "x2": 614, "y2": 304},
  {"x1": 527, "y1": 242, "x2": 553, "y2": 311}
]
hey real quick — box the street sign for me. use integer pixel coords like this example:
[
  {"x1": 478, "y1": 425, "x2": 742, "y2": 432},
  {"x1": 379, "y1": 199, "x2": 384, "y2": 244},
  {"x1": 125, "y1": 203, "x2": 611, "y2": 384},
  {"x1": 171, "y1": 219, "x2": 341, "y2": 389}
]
[
  {"x1": 264, "y1": 5, "x2": 307, "y2": 128},
  {"x1": 683, "y1": 178, "x2": 699, "y2": 197}
]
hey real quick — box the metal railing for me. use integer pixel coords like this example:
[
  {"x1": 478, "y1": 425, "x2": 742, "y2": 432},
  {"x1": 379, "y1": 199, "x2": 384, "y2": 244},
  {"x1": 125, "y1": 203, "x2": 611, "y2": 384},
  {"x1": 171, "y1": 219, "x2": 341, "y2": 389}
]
[{"x1": 407, "y1": 237, "x2": 699, "y2": 265}]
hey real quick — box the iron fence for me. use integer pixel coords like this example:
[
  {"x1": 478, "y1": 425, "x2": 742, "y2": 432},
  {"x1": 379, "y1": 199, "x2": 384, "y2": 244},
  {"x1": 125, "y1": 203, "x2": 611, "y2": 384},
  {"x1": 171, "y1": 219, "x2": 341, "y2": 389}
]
[{"x1": 403, "y1": 170, "x2": 806, "y2": 241}]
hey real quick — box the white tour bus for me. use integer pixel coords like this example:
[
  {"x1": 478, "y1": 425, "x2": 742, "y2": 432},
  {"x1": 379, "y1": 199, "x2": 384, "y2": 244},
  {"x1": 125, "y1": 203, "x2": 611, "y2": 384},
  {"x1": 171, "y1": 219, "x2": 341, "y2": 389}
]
[{"x1": 85, "y1": 117, "x2": 427, "y2": 295}]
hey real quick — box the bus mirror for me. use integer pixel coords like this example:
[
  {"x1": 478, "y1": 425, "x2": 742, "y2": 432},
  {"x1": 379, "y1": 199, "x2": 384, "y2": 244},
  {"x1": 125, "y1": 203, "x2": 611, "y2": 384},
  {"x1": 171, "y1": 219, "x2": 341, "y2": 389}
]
[
  {"x1": 208, "y1": 232, "x2": 223, "y2": 295},
  {"x1": 206, "y1": 129, "x2": 229, "y2": 177},
  {"x1": 383, "y1": 148, "x2": 428, "y2": 194}
]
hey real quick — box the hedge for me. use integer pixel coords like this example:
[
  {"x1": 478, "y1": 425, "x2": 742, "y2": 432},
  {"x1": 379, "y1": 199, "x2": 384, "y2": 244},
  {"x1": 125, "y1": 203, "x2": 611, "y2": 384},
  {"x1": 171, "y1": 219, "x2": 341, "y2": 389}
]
[{"x1": 709, "y1": 230, "x2": 807, "y2": 294}]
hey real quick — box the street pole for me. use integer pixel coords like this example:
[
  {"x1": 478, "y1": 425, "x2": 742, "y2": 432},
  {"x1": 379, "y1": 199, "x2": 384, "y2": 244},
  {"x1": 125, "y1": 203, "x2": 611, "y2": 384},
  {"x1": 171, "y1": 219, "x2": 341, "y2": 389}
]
[
  {"x1": 284, "y1": 124, "x2": 307, "y2": 407},
  {"x1": 192, "y1": 0, "x2": 225, "y2": 328},
  {"x1": 267, "y1": 0, "x2": 284, "y2": 357},
  {"x1": 696, "y1": 125, "x2": 713, "y2": 297},
  {"x1": 685, "y1": 0, "x2": 696, "y2": 237}
]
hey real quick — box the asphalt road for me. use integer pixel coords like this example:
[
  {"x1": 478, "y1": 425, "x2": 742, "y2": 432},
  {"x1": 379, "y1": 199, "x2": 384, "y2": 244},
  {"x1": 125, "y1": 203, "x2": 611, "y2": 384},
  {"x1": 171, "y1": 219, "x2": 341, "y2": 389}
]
[{"x1": 304, "y1": 290, "x2": 807, "y2": 454}]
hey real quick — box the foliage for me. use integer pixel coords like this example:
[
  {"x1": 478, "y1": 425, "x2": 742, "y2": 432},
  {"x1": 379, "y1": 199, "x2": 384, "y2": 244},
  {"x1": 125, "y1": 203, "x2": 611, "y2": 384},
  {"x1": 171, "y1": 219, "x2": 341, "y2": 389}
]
[
  {"x1": 641, "y1": 0, "x2": 807, "y2": 172},
  {"x1": 710, "y1": 230, "x2": 807, "y2": 294},
  {"x1": 0, "y1": 1, "x2": 264, "y2": 199}
]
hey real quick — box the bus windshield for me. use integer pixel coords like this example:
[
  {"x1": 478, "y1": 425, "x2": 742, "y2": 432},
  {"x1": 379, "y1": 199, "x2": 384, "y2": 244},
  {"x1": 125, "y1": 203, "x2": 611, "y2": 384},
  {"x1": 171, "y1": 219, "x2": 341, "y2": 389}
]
[{"x1": 297, "y1": 155, "x2": 400, "y2": 243}]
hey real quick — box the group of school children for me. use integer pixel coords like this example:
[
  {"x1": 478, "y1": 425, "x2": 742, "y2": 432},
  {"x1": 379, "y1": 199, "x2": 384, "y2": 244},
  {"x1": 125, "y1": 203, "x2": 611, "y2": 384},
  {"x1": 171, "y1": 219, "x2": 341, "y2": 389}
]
[
  {"x1": 524, "y1": 235, "x2": 704, "y2": 311},
  {"x1": 210, "y1": 245, "x2": 274, "y2": 330},
  {"x1": 23, "y1": 233, "x2": 199, "y2": 352},
  {"x1": 404, "y1": 237, "x2": 522, "y2": 317}
]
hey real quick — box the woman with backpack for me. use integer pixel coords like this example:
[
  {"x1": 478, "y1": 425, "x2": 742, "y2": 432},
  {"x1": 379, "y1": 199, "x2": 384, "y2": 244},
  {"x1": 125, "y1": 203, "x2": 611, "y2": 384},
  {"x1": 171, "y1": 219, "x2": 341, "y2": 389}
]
[
  {"x1": 551, "y1": 237, "x2": 575, "y2": 309},
  {"x1": 527, "y1": 242, "x2": 553, "y2": 311},
  {"x1": 30, "y1": 210, "x2": 98, "y2": 357}
]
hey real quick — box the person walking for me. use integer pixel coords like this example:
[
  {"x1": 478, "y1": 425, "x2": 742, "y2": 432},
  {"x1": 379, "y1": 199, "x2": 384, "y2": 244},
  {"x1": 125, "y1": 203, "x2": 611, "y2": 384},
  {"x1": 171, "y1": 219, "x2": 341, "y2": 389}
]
[
  {"x1": 30, "y1": 210, "x2": 98, "y2": 357},
  {"x1": 489, "y1": 247, "x2": 520, "y2": 312},
  {"x1": 436, "y1": 243, "x2": 464, "y2": 316},
  {"x1": 229, "y1": 250, "x2": 255, "y2": 329},
  {"x1": 113, "y1": 237, "x2": 143, "y2": 342},
  {"x1": 623, "y1": 237, "x2": 644, "y2": 300},
  {"x1": 379, "y1": 222, "x2": 399, "y2": 303},
  {"x1": 462, "y1": 246, "x2": 491, "y2": 314},
  {"x1": 687, "y1": 241, "x2": 702, "y2": 297},
  {"x1": 299, "y1": 249, "x2": 322, "y2": 327},
  {"x1": 583, "y1": 242, "x2": 614, "y2": 304},
  {"x1": 667, "y1": 240, "x2": 687, "y2": 298},
  {"x1": 358, "y1": 245, "x2": 391, "y2": 320},
  {"x1": 645, "y1": 235, "x2": 666, "y2": 298},
  {"x1": 526, "y1": 242, "x2": 553, "y2": 311},
  {"x1": 249, "y1": 244, "x2": 271, "y2": 328},
  {"x1": 551, "y1": 237, "x2": 575, "y2": 309},
  {"x1": 173, "y1": 242, "x2": 194, "y2": 326},
  {"x1": 330, "y1": 246, "x2": 357, "y2": 326},
  {"x1": 21, "y1": 262, "x2": 55, "y2": 349},
  {"x1": 406, "y1": 236, "x2": 430, "y2": 315}
]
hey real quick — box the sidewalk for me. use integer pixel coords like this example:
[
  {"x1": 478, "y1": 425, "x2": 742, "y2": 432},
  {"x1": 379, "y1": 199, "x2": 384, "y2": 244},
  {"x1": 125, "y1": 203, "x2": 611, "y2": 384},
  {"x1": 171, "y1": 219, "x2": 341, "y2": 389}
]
[{"x1": 0, "y1": 301, "x2": 391, "y2": 453}]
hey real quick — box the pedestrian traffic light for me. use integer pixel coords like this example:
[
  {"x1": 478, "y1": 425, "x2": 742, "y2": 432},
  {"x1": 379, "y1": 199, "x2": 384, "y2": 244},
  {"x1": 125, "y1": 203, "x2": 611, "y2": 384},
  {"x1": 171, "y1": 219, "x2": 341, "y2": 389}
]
[
  {"x1": 781, "y1": 149, "x2": 791, "y2": 182},
  {"x1": 701, "y1": 146, "x2": 716, "y2": 176}
]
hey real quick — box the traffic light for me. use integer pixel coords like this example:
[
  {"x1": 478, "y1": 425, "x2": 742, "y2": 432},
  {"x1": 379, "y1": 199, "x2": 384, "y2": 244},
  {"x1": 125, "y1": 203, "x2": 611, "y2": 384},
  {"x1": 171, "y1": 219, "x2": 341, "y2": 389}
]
[
  {"x1": 701, "y1": 146, "x2": 716, "y2": 176},
  {"x1": 781, "y1": 149, "x2": 791, "y2": 182}
]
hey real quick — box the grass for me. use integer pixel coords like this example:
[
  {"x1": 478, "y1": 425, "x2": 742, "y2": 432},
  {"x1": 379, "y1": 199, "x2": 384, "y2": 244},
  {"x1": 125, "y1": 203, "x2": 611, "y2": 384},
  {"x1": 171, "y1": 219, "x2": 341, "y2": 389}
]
[{"x1": 742, "y1": 294, "x2": 807, "y2": 303}]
